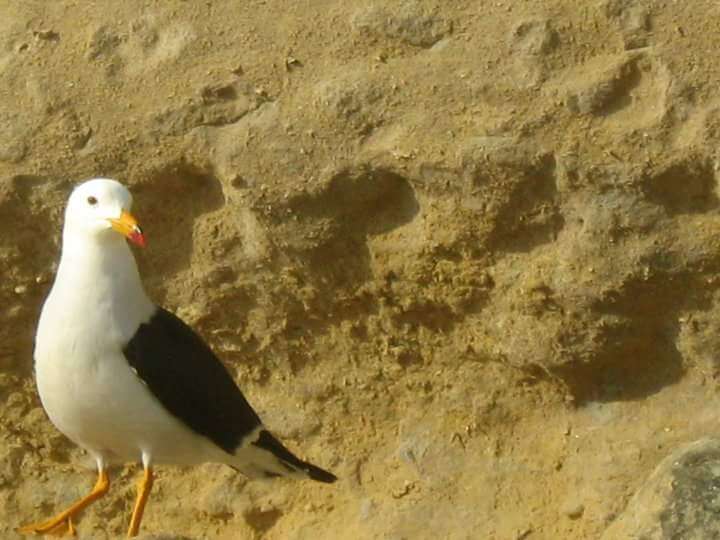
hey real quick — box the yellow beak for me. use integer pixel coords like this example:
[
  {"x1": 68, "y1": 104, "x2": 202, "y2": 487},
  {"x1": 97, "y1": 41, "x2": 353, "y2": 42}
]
[{"x1": 110, "y1": 211, "x2": 146, "y2": 247}]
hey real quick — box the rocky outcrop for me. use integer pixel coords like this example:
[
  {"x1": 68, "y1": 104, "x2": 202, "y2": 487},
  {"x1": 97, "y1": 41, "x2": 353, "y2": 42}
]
[
  {"x1": 2, "y1": 1, "x2": 720, "y2": 539},
  {"x1": 603, "y1": 439, "x2": 720, "y2": 539}
]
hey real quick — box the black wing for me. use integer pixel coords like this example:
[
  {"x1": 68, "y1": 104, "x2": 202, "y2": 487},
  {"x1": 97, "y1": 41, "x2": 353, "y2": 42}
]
[
  {"x1": 123, "y1": 307, "x2": 261, "y2": 454},
  {"x1": 253, "y1": 429, "x2": 337, "y2": 483}
]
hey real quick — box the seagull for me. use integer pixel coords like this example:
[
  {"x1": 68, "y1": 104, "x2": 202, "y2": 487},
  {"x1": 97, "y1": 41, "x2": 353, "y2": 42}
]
[{"x1": 19, "y1": 178, "x2": 336, "y2": 538}]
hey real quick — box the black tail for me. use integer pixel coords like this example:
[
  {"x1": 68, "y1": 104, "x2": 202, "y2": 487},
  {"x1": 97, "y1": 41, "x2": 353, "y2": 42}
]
[{"x1": 253, "y1": 429, "x2": 337, "y2": 483}]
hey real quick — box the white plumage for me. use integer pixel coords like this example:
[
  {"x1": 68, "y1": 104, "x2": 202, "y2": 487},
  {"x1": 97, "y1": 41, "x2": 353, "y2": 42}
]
[
  {"x1": 35, "y1": 181, "x2": 223, "y2": 467},
  {"x1": 20, "y1": 178, "x2": 335, "y2": 538}
]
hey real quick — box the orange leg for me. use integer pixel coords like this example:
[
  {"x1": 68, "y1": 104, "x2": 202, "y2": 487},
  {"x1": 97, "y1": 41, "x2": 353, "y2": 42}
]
[
  {"x1": 18, "y1": 469, "x2": 109, "y2": 536},
  {"x1": 127, "y1": 466, "x2": 154, "y2": 538}
]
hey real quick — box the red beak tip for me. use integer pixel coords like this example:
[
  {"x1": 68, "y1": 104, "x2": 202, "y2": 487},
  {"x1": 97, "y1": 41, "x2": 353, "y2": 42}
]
[{"x1": 129, "y1": 231, "x2": 146, "y2": 248}]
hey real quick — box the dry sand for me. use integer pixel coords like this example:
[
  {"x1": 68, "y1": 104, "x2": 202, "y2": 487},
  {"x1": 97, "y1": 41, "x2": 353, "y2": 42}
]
[{"x1": 2, "y1": 1, "x2": 720, "y2": 538}]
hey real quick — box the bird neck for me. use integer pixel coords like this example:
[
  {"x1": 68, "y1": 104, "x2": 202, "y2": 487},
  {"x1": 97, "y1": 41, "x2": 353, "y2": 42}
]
[
  {"x1": 51, "y1": 230, "x2": 154, "y2": 334},
  {"x1": 59, "y1": 229, "x2": 137, "y2": 276}
]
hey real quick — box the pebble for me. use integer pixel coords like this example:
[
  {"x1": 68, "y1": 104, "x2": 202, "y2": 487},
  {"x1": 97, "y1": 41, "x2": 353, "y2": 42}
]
[
  {"x1": 562, "y1": 502, "x2": 585, "y2": 519},
  {"x1": 391, "y1": 480, "x2": 416, "y2": 499}
]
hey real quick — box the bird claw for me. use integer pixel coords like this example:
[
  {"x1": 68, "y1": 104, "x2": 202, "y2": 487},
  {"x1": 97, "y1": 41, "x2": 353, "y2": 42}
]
[
  {"x1": 44, "y1": 517, "x2": 75, "y2": 537},
  {"x1": 17, "y1": 516, "x2": 76, "y2": 537}
]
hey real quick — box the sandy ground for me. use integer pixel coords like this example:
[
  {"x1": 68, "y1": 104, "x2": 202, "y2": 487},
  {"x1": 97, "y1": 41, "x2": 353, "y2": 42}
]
[{"x1": 3, "y1": 1, "x2": 720, "y2": 538}]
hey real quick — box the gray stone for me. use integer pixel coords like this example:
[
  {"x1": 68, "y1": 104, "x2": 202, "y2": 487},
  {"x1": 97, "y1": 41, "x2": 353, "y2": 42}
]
[{"x1": 602, "y1": 438, "x2": 720, "y2": 539}]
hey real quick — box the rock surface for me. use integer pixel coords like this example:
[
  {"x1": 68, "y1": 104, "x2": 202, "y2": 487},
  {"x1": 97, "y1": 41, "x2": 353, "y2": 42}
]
[
  {"x1": 602, "y1": 439, "x2": 720, "y2": 539},
  {"x1": 2, "y1": 1, "x2": 720, "y2": 539}
]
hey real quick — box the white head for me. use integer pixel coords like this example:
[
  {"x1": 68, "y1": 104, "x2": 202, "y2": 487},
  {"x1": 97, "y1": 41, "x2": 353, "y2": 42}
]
[{"x1": 64, "y1": 178, "x2": 146, "y2": 247}]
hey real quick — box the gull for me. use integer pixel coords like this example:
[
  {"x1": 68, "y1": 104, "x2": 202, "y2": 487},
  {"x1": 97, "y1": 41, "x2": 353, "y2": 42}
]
[{"x1": 18, "y1": 178, "x2": 336, "y2": 537}]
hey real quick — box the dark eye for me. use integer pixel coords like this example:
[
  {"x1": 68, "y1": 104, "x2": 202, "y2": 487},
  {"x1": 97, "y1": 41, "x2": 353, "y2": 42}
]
[{"x1": 87, "y1": 196, "x2": 98, "y2": 205}]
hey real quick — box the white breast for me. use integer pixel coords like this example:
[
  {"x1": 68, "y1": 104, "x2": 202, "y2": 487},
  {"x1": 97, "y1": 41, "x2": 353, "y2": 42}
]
[{"x1": 34, "y1": 235, "x2": 225, "y2": 466}]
